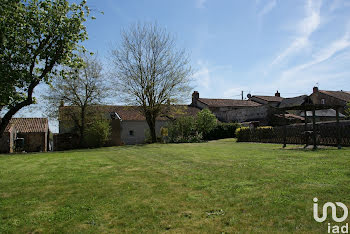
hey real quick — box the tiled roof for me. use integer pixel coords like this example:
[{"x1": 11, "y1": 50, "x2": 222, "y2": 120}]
[
  {"x1": 252, "y1": 95, "x2": 283, "y2": 102},
  {"x1": 274, "y1": 113, "x2": 305, "y2": 121},
  {"x1": 278, "y1": 95, "x2": 309, "y2": 109},
  {"x1": 4, "y1": 123, "x2": 14, "y2": 133},
  {"x1": 319, "y1": 90, "x2": 350, "y2": 102},
  {"x1": 59, "y1": 105, "x2": 200, "y2": 121},
  {"x1": 9, "y1": 118, "x2": 48, "y2": 133},
  {"x1": 198, "y1": 98, "x2": 261, "y2": 107}
]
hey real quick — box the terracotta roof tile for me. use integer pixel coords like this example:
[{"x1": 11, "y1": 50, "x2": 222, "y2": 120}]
[
  {"x1": 198, "y1": 98, "x2": 261, "y2": 107},
  {"x1": 9, "y1": 118, "x2": 48, "y2": 133},
  {"x1": 4, "y1": 123, "x2": 14, "y2": 133}
]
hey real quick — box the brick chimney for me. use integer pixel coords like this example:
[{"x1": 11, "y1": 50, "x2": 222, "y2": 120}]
[
  {"x1": 192, "y1": 91, "x2": 199, "y2": 107},
  {"x1": 275, "y1": 91, "x2": 280, "y2": 97},
  {"x1": 313, "y1": 86, "x2": 319, "y2": 93}
]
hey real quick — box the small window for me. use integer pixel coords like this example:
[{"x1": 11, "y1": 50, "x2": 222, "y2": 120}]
[
  {"x1": 321, "y1": 99, "x2": 325, "y2": 104},
  {"x1": 129, "y1": 130, "x2": 134, "y2": 136}
]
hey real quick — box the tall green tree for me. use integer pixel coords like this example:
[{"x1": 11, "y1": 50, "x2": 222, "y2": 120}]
[
  {"x1": 0, "y1": 0, "x2": 92, "y2": 137},
  {"x1": 43, "y1": 55, "x2": 108, "y2": 146},
  {"x1": 111, "y1": 23, "x2": 192, "y2": 143}
]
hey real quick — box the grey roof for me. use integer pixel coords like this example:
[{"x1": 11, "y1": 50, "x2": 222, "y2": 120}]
[
  {"x1": 300, "y1": 109, "x2": 346, "y2": 117},
  {"x1": 252, "y1": 95, "x2": 283, "y2": 102},
  {"x1": 278, "y1": 95, "x2": 309, "y2": 109}
]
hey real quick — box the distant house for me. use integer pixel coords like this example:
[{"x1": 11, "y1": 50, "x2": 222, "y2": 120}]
[
  {"x1": 58, "y1": 105, "x2": 200, "y2": 145},
  {"x1": 0, "y1": 118, "x2": 50, "y2": 153},
  {"x1": 191, "y1": 91, "x2": 269, "y2": 123},
  {"x1": 310, "y1": 87, "x2": 350, "y2": 114},
  {"x1": 249, "y1": 91, "x2": 284, "y2": 107}
]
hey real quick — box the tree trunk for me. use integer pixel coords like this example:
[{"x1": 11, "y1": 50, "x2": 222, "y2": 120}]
[
  {"x1": 146, "y1": 114, "x2": 157, "y2": 143},
  {"x1": 0, "y1": 80, "x2": 39, "y2": 139},
  {"x1": 79, "y1": 107, "x2": 85, "y2": 147}
]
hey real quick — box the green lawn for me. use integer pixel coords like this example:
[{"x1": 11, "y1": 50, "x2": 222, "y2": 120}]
[{"x1": 0, "y1": 139, "x2": 349, "y2": 233}]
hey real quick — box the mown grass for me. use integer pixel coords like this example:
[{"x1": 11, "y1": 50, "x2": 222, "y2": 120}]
[{"x1": 0, "y1": 139, "x2": 349, "y2": 233}]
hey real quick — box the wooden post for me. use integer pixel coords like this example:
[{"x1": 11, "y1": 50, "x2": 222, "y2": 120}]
[
  {"x1": 312, "y1": 106, "x2": 317, "y2": 150},
  {"x1": 283, "y1": 111, "x2": 287, "y2": 148},
  {"x1": 304, "y1": 108, "x2": 308, "y2": 146},
  {"x1": 336, "y1": 107, "x2": 341, "y2": 149}
]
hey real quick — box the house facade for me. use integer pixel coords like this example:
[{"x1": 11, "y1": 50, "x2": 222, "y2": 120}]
[
  {"x1": 310, "y1": 87, "x2": 350, "y2": 114},
  {"x1": 191, "y1": 91, "x2": 271, "y2": 123},
  {"x1": 58, "y1": 105, "x2": 200, "y2": 145}
]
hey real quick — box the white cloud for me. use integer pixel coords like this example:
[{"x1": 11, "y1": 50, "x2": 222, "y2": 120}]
[
  {"x1": 271, "y1": 0, "x2": 321, "y2": 66},
  {"x1": 258, "y1": 0, "x2": 277, "y2": 17},
  {"x1": 281, "y1": 30, "x2": 350, "y2": 78},
  {"x1": 192, "y1": 61, "x2": 211, "y2": 88},
  {"x1": 195, "y1": 0, "x2": 207, "y2": 9}
]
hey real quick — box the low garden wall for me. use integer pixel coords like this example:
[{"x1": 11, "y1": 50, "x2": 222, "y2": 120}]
[
  {"x1": 236, "y1": 120, "x2": 350, "y2": 146},
  {"x1": 53, "y1": 133, "x2": 80, "y2": 151}
]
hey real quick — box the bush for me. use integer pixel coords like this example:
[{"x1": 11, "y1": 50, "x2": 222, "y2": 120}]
[
  {"x1": 196, "y1": 109, "x2": 217, "y2": 135},
  {"x1": 235, "y1": 127, "x2": 250, "y2": 142},
  {"x1": 204, "y1": 123, "x2": 240, "y2": 140},
  {"x1": 168, "y1": 116, "x2": 201, "y2": 143},
  {"x1": 84, "y1": 120, "x2": 111, "y2": 148},
  {"x1": 235, "y1": 126, "x2": 275, "y2": 142}
]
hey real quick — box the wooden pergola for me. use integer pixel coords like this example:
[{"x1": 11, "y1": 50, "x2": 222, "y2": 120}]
[{"x1": 278, "y1": 95, "x2": 343, "y2": 150}]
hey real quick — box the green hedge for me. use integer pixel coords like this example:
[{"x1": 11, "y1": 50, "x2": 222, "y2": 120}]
[
  {"x1": 235, "y1": 126, "x2": 274, "y2": 142},
  {"x1": 204, "y1": 123, "x2": 240, "y2": 140}
]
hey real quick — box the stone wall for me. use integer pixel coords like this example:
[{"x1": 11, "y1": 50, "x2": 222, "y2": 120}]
[
  {"x1": 53, "y1": 133, "x2": 80, "y2": 151},
  {"x1": 0, "y1": 133, "x2": 11, "y2": 153},
  {"x1": 210, "y1": 105, "x2": 270, "y2": 123},
  {"x1": 310, "y1": 91, "x2": 347, "y2": 114}
]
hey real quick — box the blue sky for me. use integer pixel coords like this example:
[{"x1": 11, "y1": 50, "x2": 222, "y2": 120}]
[
  {"x1": 14, "y1": 0, "x2": 350, "y2": 131},
  {"x1": 80, "y1": 0, "x2": 350, "y2": 99}
]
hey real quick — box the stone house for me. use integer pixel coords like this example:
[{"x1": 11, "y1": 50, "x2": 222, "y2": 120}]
[
  {"x1": 58, "y1": 105, "x2": 200, "y2": 145},
  {"x1": 191, "y1": 91, "x2": 270, "y2": 123},
  {"x1": 310, "y1": 87, "x2": 350, "y2": 114},
  {"x1": 0, "y1": 118, "x2": 50, "y2": 153}
]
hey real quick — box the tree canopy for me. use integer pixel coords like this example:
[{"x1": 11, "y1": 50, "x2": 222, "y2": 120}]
[
  {"x1": 111, "y1": 23, "x2": 192, "y2": 142},
  {"x1": 0, "y1": 0, "x2": 92, "y2": 137}
]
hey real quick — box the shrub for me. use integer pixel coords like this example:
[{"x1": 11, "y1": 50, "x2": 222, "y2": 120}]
[
  {"x1": 168, "y1": 116, "x2": 200, "y2": 143},
  {"x1": 235, "y1": 127, "x2": 250, "y2": 142},
  {"x1": 204, "y1": 122, "x2": 240, "y2": 140},
  {"x1": 84, "y1": 120, "x2": 111, "y2": 148},
  {"x1": 256, "y1": 126, "x2": 274, "y2": 140},
  {"x1": 196, "y1": 109, "x2": 217, "y2": 135}
]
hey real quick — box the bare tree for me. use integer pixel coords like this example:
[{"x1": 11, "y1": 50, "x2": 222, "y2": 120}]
[
  {"x1": 44, "y1": 55, "x2": 108, "y2": 146},
  {"x1": 111, "y1": 23, "x2": 192, "y2": 143}
]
